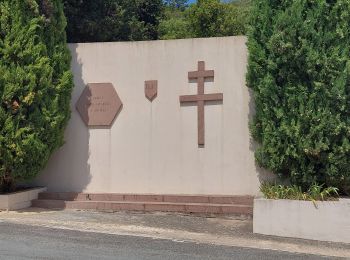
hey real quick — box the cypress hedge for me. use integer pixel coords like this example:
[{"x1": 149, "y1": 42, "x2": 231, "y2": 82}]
[
  {"x1": 247, "y1": 0, "x2": 350, "y2": 195},
  {"x1": 0, "y1": 0, "x2": 73, "y2": 192}
]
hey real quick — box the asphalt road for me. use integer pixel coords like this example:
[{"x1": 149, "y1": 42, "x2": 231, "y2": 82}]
[{"x1": 0, "y1": 222, "x2": 338, "y2": 260}]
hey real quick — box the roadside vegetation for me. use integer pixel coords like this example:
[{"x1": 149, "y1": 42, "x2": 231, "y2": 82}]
[
  {"x1": 159, "y1": 0, "x2": 250, "y2": 39},
  {"x1": 0, "y1": 0, "x2": 73, "y2": 193},
  {"x1": 247, "y1": 0, "x2": 350, "y2": 197},
  {"x1": 260, "y1": 183, "x2": 339, "y2": 202},
  {"x1": 62, "y1": 0, "x2": 251, "y2": 43},
  {"x1": 63, "y1": 0, "x2": 163, "y2": 42}
]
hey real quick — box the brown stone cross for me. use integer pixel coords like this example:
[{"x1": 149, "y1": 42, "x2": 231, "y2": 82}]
[{"x1": 180, "y1": 61, "x2": 223, "y2": 146}]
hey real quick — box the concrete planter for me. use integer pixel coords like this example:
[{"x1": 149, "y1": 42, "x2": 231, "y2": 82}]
[
  {"x1": 0, "y1": 187, "x2": 47, "y2": 211},
  {"x1": 253, "y1": 198, "x2": 350, "y2": 244}
]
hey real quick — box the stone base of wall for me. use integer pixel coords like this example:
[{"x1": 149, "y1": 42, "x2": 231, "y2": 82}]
[
  {"x1": 253, "y1": 198, "x2": 350, "y2": 244},
  {"x1": 0, "y1": 187, "x2": 47, "y2": 211},
  {"x1": 32, "y1": 192, "x2": 254, "y2": 216}
]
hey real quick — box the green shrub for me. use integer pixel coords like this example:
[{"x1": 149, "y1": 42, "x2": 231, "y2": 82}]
[
  {"x1": 260, "y1": 183, "x2": 339, "y2": 202},
  {"x1": 63, "y1": 0, "x2": 163, "y2": 43},
  {"x1": 191, "y1": 0, "x2": 251, "y2": 38},
  {"x1": 247, "y1": 0, "x2": 350, "y2": 195},
  {"x1": 158, "y1": 7, "x2": 193, "y2": 40},
  {"x1": 0, "y1": 0, "x2": 73, "y2": 193},
  {"x1": 159, "y1": 0, "x2": 251, "y2": 40}
]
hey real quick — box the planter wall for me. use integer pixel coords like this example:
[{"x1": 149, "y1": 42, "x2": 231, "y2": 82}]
[
  {"x1": 254, "y1": 198, "x2": 350, "y2": 244},
  {"x1": 0, "y1": 187, "x2": 47, "y2": 211}
]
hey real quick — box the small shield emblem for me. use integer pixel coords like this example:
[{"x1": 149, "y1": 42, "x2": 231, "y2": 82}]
[{"x1": 145, "y1": 80, "x2": 158, "y2": 102}]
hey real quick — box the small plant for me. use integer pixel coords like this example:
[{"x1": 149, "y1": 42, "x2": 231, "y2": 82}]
[{"x1": 260, "y1": 183, "x2": 339, "y2": 202}]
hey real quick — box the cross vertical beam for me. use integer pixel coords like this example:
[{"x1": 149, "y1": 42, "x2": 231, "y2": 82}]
[{"x1": 180, "y1": 61, "x2": 223, "y2": 146}]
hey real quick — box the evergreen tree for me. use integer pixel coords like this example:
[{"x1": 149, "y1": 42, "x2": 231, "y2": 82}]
[
  {"x1": 158, "y1": 3, "x2": 193, "y2": 40},
  {"x1": 0, "y1": 0, "x2": 73, "y2": 192},
  {"x1": 159, "y1": 0, "x2": 250, "y2": 40},
  {"x1": 164, "y1": 0, "x2": 188, "y2": 10},
  {"x1": 63, "y1": 0, "x2": 163, "y2": 43},
  {"x1": 187, "y1": 0, "x2": 250, "y2": 37},
  {"x1": 247, "y1": 0, "x2": 350, "y2": 194}
]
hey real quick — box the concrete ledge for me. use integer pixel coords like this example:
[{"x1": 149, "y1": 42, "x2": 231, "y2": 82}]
[
  {"x1": 253, "y1": 198, "x2": 350, "y2": 244},
  {"x1": 0, "y1": 187, "x2": 47, "y2": 211}
]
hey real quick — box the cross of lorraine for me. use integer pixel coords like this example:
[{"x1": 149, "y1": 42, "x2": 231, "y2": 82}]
[{"x1": 180, "y1": 61, "x2": 223, "y2": 146}]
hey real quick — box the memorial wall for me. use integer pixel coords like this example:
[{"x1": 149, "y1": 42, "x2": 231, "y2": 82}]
[{"x1": 34, "y1": 36, "x2": 267, "y2": 195}]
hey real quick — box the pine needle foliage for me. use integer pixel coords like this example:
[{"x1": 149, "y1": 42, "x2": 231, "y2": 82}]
[
  {"x1": 0, "y1": 0, "x2": 73, "y2": 193},
  {"x1": 247, "y1": 0, "x2": 350, "y2": 195}
]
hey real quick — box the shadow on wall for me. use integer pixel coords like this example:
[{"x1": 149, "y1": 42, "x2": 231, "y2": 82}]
[
  {"x1": 248, "y1": 88, "x2": 276, "y2": 186},
  {"x1": 33, "y1": 44, "x2": 92, "y2": 192}
]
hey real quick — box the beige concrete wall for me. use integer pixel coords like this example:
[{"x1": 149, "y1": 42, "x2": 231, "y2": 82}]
[{"x1": 35, "y1": 36, "x2": 266, "y2": 195}]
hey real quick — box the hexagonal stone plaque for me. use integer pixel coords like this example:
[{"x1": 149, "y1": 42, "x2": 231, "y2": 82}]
[{"x1": 76, "y1": 83, "x2": 123, "y2": 127}]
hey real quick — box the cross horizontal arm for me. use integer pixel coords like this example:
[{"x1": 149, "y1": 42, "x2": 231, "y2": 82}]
[
  {"x1": 188, "y1": 70, "x2": 214, "y2": 79},
  {"x1": 180, "y1": 93, "x2": 223, "y2": 103}
]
